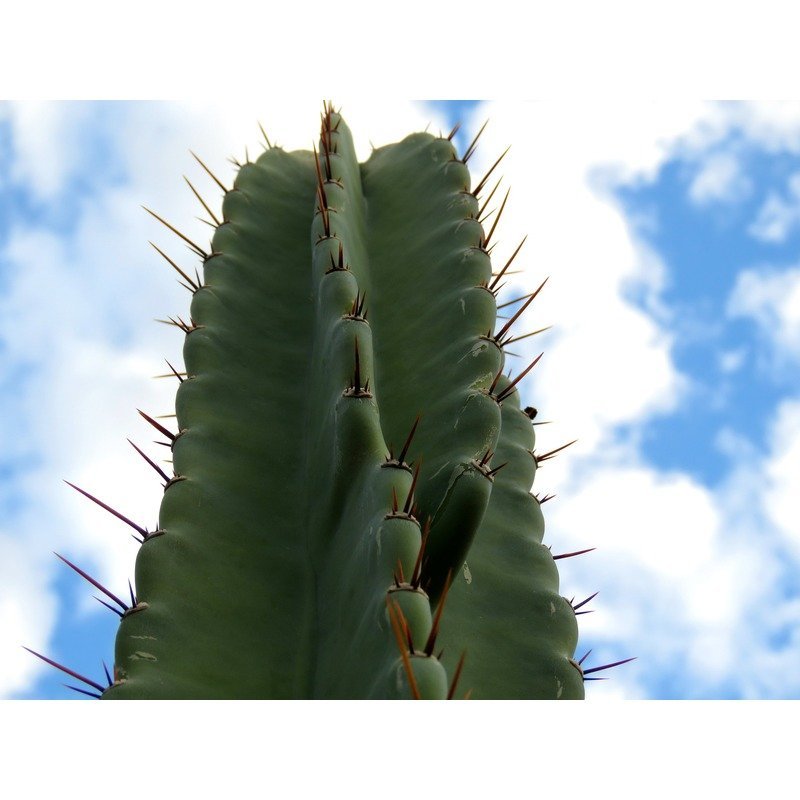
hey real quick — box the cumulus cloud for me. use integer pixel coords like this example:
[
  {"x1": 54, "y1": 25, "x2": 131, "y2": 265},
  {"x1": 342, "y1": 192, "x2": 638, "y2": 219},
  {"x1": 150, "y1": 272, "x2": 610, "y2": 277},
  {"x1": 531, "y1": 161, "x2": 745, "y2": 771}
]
[
  {"x1": 763, "y1": 399, "x2": 800, "y2": 556},
  {"x1": 688, "y1": 152, "x2": 751, "y2": 205},
  {"x1": 464, "y1": 101, "x2": 800, "y2": 699},
  {"x1": 727, "y1": 265, "x2": 800, "y2": 361},
  {"x1": 748, "y1": 172, "x2": 800, "y2": 242}
]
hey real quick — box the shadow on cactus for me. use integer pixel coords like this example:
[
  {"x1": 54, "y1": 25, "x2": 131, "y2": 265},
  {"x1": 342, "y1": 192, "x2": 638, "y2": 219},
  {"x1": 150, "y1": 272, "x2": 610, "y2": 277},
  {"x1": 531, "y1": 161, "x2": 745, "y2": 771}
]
[{"x1": 27, "y1": 102, "x2": 634, "y2": 698}]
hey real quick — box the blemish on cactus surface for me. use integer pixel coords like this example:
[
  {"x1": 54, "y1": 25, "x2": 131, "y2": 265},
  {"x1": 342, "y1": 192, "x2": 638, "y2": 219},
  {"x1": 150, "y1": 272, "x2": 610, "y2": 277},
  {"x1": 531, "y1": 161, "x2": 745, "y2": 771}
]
[
  {"x1": 129, "y1": 652, "x2": 158, "y2": 662},
  {"x1": 34, "y1": 103, "x2": 623, "y2": 699}
]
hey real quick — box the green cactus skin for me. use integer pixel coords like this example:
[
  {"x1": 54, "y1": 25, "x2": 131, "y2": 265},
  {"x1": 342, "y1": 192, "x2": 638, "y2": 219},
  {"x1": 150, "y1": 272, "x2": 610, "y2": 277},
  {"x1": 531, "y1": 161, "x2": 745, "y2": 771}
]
[{"x1": 62, "y1": 105, "x2": 587, "y2": 699}]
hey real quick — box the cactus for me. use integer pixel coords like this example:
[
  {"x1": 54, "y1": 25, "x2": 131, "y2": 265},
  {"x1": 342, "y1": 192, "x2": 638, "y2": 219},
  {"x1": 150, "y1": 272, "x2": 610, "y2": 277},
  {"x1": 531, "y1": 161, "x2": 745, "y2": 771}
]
[{"x1": 27, "y1": 103, "x2": 632, "y2": 699}]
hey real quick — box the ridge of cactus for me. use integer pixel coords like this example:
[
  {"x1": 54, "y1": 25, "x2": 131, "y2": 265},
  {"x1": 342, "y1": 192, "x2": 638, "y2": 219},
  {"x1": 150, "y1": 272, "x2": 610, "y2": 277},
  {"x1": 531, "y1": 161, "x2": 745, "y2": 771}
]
[{"x1": 30, "y1": 102, "x2": 633, "y2": 699}]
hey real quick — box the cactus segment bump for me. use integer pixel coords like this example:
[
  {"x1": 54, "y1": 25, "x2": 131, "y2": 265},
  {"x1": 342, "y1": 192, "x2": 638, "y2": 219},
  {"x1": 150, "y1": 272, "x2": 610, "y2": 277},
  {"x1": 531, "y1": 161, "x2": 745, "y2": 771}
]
[{"x1": 31, "y1": 102, "x2": 632, "y2": 698}]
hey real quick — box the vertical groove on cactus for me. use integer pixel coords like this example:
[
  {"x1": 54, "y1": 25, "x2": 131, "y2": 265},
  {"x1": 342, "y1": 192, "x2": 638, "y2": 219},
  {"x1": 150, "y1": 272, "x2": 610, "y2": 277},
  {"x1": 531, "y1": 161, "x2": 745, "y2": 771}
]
[{"x1": 34, "y1": 102, "x2": 612, "y2": 699}]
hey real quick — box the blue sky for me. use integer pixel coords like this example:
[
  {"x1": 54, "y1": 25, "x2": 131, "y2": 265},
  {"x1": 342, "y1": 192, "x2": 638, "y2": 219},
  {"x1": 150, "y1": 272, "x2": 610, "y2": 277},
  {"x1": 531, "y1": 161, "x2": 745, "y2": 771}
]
[{"x1": 1, "y1": 100, "x2": 799, "y2": 700}]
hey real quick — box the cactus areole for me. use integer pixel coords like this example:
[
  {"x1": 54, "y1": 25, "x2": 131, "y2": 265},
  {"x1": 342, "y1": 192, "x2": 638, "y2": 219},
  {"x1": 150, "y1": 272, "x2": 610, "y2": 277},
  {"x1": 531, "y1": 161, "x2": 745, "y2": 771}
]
[{"x1": 39, "y1": 103, "x2": 621, "y2": 699}]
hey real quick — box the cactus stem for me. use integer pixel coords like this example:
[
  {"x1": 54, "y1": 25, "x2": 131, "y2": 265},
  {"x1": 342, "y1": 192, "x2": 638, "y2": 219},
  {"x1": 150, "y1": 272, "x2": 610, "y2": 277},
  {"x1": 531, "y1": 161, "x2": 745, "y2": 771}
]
[
  {"x1": 138, "y1": 409, "x2": 177, "y2": 442},
  {"x1": 481, "y1": 188, "x2": 510, "y2": 249},
  {"x1": 494, "y1": 277, "x2": 548, "y2": 344},
  {"x1": 552, "y1": 547, "x2": 596, "y2": 560},
  {"x1": 488, "y1": 235, "x2": 527, "y2": 291},
  {"x1": 462, "y1": 119, "x2": 489, "y2": 164},
  {"x1": 142, "y1": 207, "x2": 207, "y2": 259},
  {"x1": 473, "y1": 146, "x2": 510, "y2": 197},
  {"x1": 183, "y1": 176, "x2": 221, "y2": 227},
  {"x1": 582, "y1": 657, "x2": 636, "y2": 677},
  {"x1": 353, "y1": 338, "x2": 361, "y2": 390},
  {"x1": 535, "y1": 439, "x2": 577, "y2": 464},
  {"x1": 423, "y1": 569, "x2": 453, "y2": 656},
  {"x1": 493, "y1": 353, "x2": 543, "y2": 404},
  {"x1": 22, "y1": 646, "x2": 106, "y2": 693},
  {"x1": 126, "y1": 438, "x2": 171, "y2": 485},
  {"x1": 54, "y1": 552, "x2": 129, "y2": 613},
  {"x1": 63, "y1": 480, "x2": 150, "y2": 541},
  {"x1": 149, "y1": 241, "x2": 201, "y2": 292},
  {"x1": 189, "y1": 150, "x2": 229, "y2": 193},
  {"x1": 386, "y1": 599, "x2": 421, "y2": 699},
  {"x1": 410, "y1": 518, "x2": 431, "y2": 590},
  {"x1": 446, "y1": 651, "x2": 467, "y2": 699},
  {"x1": 403, "y1": 460, "x2": 422, "y2": 515}
]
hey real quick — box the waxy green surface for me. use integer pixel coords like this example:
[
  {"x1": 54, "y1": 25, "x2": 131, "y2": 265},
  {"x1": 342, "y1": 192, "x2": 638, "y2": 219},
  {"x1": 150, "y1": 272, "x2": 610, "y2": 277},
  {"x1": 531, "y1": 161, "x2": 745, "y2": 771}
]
[{"x1": 105, "y1": 111, "x2": 581, "y2": 699}]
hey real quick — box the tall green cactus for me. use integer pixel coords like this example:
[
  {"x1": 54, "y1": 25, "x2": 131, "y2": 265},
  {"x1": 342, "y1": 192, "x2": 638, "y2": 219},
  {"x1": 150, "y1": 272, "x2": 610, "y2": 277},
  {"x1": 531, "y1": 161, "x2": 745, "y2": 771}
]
[{"x1": 30, "y1": 103, "x2": 630, "y2": 699}]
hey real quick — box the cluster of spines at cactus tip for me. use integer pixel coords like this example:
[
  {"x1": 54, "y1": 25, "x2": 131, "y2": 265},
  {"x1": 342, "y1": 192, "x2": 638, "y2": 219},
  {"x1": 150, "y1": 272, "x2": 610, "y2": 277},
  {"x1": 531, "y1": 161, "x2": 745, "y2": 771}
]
[{"x1": 23, "y1": 102, "x2": 635, "y2": 698}]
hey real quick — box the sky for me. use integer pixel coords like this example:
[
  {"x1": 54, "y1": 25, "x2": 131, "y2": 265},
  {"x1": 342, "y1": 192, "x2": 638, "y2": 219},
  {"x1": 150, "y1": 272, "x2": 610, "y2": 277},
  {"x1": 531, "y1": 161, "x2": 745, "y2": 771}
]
[{"x1": 1, "y1": 99, "x2": 799, "y2": 701}]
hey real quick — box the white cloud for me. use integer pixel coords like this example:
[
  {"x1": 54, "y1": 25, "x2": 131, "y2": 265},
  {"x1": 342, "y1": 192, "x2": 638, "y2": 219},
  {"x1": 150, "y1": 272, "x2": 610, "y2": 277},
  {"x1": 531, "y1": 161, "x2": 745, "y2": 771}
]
[
  {"x1": 688, "y1": 152, "x2": 751, "y2": 205},
  {"x1": 727, "y1": 265, "x2": 800, "y2": 360},
  {"x1": 547, "y1": 414, "x2": 800, "y2": 699},
  {"x1": 748, "y1": 172, "x2": 800, "y2": 242},
  {"x1": 466, "y1": 101, "x2": 800, "y2": 699},
  {"x1": 763, "y1": 399, "x2": 800, "y2": 555},
  {"x1": 0, "y1": 533, "x2": 58, "y2": 697},
  {"x1": 461, "y1": 102, "x2": 702, "y2": 483},
  {"x1": 749, "y1": 193, "x2": 797, "y2": 242},
  {"x1": 718, "y1": 348, "x2": 746, "y2": 373}
]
